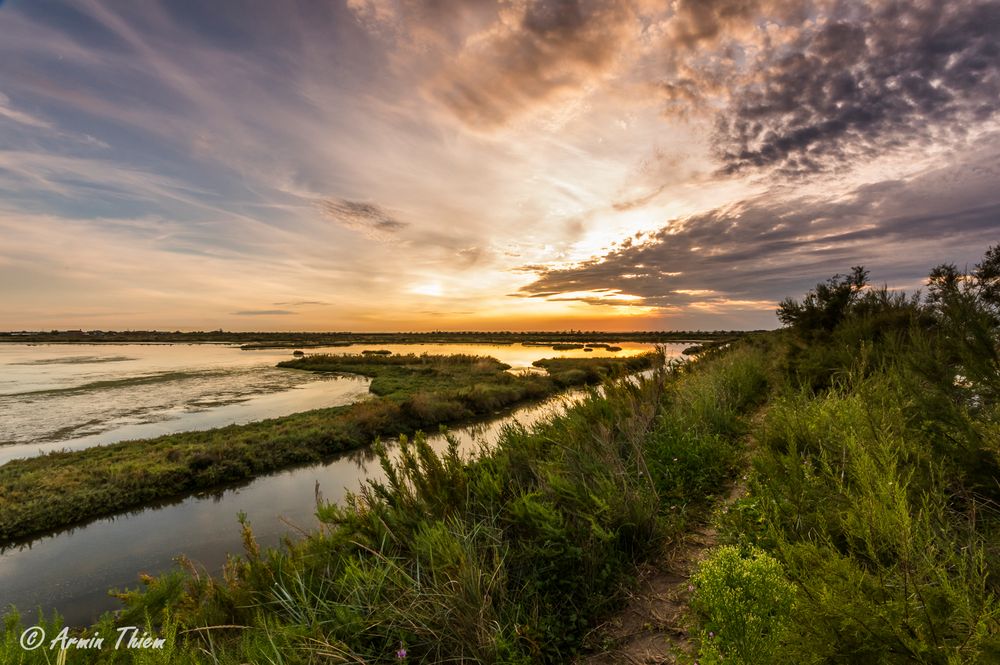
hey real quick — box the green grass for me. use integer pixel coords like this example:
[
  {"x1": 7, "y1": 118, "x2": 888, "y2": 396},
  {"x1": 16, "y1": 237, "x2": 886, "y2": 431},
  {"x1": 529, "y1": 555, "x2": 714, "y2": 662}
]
[
  {"x1": 0, "y1": 353, "x2": 656, "y2": 545},
  {"x1": 692, "y1": 250, "x2": 1000, "y2": 664},
  {"x1": 0, "y1": 344, "x2": 765, "y2": 663},
  {"x1": 10, "y1": 250, "x2": 998, "y2": 663}
]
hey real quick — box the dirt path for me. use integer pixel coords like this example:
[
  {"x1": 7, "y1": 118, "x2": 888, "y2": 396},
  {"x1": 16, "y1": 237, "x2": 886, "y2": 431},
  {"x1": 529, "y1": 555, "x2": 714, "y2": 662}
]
[{"x1": 580, "y1": 480, "x2": 747, "y2": 664}]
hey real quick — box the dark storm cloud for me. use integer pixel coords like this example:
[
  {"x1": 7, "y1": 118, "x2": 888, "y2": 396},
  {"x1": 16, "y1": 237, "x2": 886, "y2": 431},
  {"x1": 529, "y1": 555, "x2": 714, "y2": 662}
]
[
  {"x1": 713, "y1": 1, "x2": 1000, "y2": 175},
  {"x1": 519, "y1": 136, "x2": 1000, "y2": 310},
  {"x1": 319, "y1": 198, "x2": 409, "y2": 239}
]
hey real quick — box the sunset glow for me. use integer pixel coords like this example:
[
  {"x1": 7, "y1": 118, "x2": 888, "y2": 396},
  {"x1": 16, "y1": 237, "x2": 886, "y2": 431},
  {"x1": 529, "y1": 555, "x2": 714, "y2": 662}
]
[{"x1": 1, "y1": 1, "x2": 998, "y2": 331}]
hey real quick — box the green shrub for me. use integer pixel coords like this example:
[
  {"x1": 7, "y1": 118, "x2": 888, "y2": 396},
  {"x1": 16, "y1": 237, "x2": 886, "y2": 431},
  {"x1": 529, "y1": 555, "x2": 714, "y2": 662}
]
[
  {"x1": 743, "y1": 369, "x2": 1000, "y2": 663},
  {"x1": 691, "y1": 545, "x2": 795, "y2": 665}
]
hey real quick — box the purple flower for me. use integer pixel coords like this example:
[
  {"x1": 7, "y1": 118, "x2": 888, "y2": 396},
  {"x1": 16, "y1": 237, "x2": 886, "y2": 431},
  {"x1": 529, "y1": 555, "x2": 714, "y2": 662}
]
[{"x1": 397, "y1": 647, "x2": 407, "y2": 659}]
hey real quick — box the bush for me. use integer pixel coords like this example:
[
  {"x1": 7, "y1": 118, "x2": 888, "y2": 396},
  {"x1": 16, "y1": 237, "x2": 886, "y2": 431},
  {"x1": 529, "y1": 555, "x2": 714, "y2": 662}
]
[{"x1": 691, "y1": 545, "x2": 795, "y2": 665}]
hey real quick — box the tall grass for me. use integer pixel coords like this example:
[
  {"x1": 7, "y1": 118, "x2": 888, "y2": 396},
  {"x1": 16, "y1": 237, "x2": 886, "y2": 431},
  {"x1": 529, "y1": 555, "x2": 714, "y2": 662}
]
[
  {"x1": 695, "y1": 252, "x2": 1000, "y2": 663},
  {"x1": 0, "y1": 353, "x2": 655, "y2": 544},
  {"x1": 1, "y1": 345, "x2": 768, "y2": 663}
]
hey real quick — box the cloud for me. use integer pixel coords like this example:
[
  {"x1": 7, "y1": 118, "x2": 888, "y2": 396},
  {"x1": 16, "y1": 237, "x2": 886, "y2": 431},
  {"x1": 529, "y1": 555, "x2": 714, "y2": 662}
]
[
  {"x1": 351, "y1": 0, "x2": 1000, "y2": 177},
  {"x1": 231, "y1": 309, "x2": 297, "y2": 316},
  {"x1": 430, "y1": 0, "x2": 641, "y2": 128},
  {"x1": 0, "y1": 92, "x2": 53, "y2": 130},
  {"x1": 519, "y1": 135, "x2": 1000, "y2": 313},
  {"x1": 318, "y1": 198, "x2": 409, "y2": 240},
  {"x1": 709, "y1": 1, "x2": 1000, "y2": 175},
  {"x1": 347, "y1": 0, "x2": 648, "y2": 129},
  {"x1": 666, "y1": 0, "x2": 806, "y2": 50},
  {"x1": 611, "y1": 184, "x2": 667, "y2": 212}
]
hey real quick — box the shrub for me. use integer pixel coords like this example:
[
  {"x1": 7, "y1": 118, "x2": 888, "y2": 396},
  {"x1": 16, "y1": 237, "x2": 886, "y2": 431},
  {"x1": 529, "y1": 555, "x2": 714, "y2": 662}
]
[{"x1": 691, "y1": 545, "x2": 795, "y2": 665}]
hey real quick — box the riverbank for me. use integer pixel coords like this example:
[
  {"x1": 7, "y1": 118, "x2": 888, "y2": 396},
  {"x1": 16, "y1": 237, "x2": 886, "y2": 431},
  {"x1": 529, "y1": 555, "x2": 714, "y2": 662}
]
[
  {"x1": 0, "y1": 353, "x2": 655, "y2": 545},
  {"x1": 4, "y1": 257, "x2": 998, "y2": 663},
  {"x1": 0, "y1": 335, "x2": 769, "y2": 663},
  {"x1": 0, "y1": 387, "x2": 592, "y2": 628}
]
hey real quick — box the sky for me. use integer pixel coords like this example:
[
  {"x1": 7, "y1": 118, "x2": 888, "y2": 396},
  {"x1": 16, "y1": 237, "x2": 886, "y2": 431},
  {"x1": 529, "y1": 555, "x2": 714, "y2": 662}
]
[{"x1": 0, "y1": 0, "x2": 998, "y2": 332}]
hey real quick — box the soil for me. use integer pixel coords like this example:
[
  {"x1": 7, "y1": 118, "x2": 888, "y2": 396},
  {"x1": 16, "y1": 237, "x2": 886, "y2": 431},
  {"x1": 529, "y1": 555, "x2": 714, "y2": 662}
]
[{"x1": 580, "y1": 481, "x2": 747, "y2": 664}]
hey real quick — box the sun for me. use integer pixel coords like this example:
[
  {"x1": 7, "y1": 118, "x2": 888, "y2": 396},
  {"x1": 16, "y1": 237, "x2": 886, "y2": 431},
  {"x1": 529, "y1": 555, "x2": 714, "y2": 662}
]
[{"x1": 409, "y1": 282, "x2": 444, "y2": 297}]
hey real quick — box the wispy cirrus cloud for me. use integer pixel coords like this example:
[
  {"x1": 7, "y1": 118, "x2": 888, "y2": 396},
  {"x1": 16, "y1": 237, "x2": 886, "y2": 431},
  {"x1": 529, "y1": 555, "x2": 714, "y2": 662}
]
[{"x1": 0, "y1": 92, "x2": 53, "y2": 130}]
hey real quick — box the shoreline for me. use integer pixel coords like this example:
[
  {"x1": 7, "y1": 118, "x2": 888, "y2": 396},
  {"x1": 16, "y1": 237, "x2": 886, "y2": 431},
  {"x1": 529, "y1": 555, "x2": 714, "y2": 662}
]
[{"x1": 0, "y1": 352, "x2": 658, "y2": 546}]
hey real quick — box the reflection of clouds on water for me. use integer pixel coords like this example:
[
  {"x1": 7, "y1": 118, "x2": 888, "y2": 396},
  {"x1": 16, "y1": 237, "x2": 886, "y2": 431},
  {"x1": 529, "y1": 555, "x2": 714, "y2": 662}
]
[{"x1": 0, "y1": 342, "x2": 669, "y2": 458}]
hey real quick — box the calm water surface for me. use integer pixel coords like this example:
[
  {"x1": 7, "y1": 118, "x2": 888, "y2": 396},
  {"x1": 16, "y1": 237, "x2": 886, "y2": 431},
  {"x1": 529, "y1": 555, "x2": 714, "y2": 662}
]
[
  {"x1": 0, "y1": 341, "x2": 675, "y2": 625},
  {"x1": 0, "y1": 342, "x2": 654, "y2": 463}
]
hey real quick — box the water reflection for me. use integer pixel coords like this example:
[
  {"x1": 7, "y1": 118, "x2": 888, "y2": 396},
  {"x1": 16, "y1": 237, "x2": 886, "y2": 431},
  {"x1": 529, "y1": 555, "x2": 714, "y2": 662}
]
[
  {"x1": 0, "y1": 390, "x2": 587, "y2": 626},
  {"x1": 0, "y1": 342, "x2": 654, "y2": 462},
  {"x1": 0, "y1": 342, "x2": 680, "y2": 626}
]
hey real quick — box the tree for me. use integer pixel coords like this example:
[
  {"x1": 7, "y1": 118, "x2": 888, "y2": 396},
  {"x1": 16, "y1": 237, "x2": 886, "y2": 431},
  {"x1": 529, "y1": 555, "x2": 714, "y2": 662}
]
[{"x1": 776, "y1": 266, "x2": 869, "y2": 333}]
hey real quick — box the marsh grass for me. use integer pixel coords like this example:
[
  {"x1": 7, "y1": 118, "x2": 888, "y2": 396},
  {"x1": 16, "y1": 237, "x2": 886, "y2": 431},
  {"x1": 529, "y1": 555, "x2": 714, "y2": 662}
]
[
  {"x1": 697, "y1": 251, "x2": 1000, "y2": 664},
  {"x1": 1, "y1": 345, "x2": 766, "y2": 663},
  {"x1": 0, "y1": 353, "x2": 656, "y2": 544}
]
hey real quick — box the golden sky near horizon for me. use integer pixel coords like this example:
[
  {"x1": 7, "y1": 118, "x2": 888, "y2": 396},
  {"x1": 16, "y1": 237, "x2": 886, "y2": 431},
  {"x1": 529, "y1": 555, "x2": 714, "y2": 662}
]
[{"x1": 1, "y1": 0, "x2": 998, "y2": 331}]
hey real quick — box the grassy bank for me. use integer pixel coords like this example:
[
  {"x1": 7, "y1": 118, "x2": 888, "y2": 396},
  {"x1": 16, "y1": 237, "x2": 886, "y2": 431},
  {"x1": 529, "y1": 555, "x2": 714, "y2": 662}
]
[
  {"x1": 687, "y1": 251, "x2": 1000, "y2": 664},
  {"x1": 7, "y1": 252, "x2": 996, "y2": 663},
  {"x1": 1, "y1": 338, "x2": 768, "y2": 663},
  {"x1": 0, "y1": 353, "x2": 654, "y2": 545}
]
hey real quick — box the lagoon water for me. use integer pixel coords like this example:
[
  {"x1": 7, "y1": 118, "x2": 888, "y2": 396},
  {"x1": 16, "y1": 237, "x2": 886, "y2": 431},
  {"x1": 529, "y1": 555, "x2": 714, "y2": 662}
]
[
  {"x1": 0, "y1": 342, "x2": 654, "y2": 464},
  {"x1": 0, "y1": 341, "x2": 674, "y2": 625}
]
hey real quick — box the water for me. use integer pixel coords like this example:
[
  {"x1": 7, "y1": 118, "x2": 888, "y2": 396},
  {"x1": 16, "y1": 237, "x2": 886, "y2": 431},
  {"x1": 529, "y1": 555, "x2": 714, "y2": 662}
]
[
  {"x1": 0, "y1": 344, "x2": 372, "y2": 465},
  {"x1": 0, "y1": 341, "x2": 675, "y2": 625},
  {"x1": 0, "y1": 342, "x2": 653, "y2": 464},
  {"x1": 0, "y1": 392, "x2": 583, "y2": 625}
]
